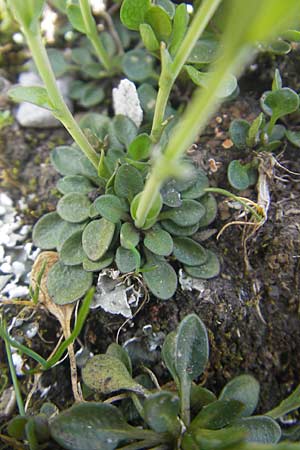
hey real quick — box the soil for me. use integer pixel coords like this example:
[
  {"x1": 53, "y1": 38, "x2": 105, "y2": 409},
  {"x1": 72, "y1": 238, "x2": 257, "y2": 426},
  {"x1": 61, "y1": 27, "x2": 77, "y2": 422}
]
[{"x1": 1, "y1": 48, "x2": 300, "y2": 448}]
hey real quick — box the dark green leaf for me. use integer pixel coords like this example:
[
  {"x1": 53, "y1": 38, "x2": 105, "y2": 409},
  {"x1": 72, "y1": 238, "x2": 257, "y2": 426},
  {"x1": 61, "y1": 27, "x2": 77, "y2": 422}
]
[
  {"x1": 272, "y1": 69, "x2": 282, "y2": 91},
  {"x1": 185, "y1": 66, "x2": 237, "y2": 98},
  {"x1": 228, "y1": 160, "x2": 252, "y2": 190},
  {"x1": 47, "y1": 48, "x2": 69, "y2": 77},
  {"x1": 144, "y1": 5, "x2": 172, "y2": 41},
  {"x1": 235, "y1": 416, "x2": 281, "y2": 443},
  {"x1": 161, "y1": 199, "x2": 205, "y2": 227},
  {"x1": 113, "y1": 115, "x2": 138, "y2": 149},
  {"x1": 71, "y1": 48, "x2": 93, "y2": 66},
  {"x1": 144, "y1": 229, "x2": 173, "y2": 256},
  {"x1": 83, "y1": 253, "x2": 114, "y2": 272},
  {"x1": 32, "y1": 212, "x2": 65, "y2": 249},
  {"x1": 143, "y1": 253, "x2": 177, "y2": 299},
  {"x1": 93, "y1": 194, "x2": 126, "y2": 223},
  {"x1": 59, "y1": 230, "x2": 85, "y2": 266},
  {"x1": 173, "y1": 237, "x2": 207, "y2": 266},
  {"x1": 122, "y1": 49, "x2": 155, "y2": 81},
  {"x1": 114, "y1": 164, "x2": 144, "y2": 201},
  {"x1": 80, "y1": 84, "x2": 105, "y2": 108},
  {"x1": 198, "y1": 194, "x2": 218, "y2": 227},
  {"x1": 184, "y1": 250, "x2": 220, "y2": 279},
  {"x1": 190, "y1": 400, "x2": 245, "y2": 431},
  {"x1": 169, "y1": 3, "x2": 189, "y2": 56},
  {"x1": 7, "y1": 416, "x2": 28, "y2": 439},
  {"x1": 190, "y1": 385, "x2": 217, "y2": 414},
  {"x1": 261, "y1": 88, "x2": 299, "y2": 120},
  {"x1": 82, "y1": 218, "x2": 115, "y2": 261},
  {"x1": 57, "y1": 175, "x2": 94, "y2": 194},
  {"x1": 143, "y1": 391, "x2": 180, "y2": 434},
  {"x1": 57, "y1": 221, "x2": 87, "y2": 251},
  {"x1": 120, "y1": 222, "x2": 140, "y2": 249},
  {"x1": 140, "y1": 23, "x2": 160, "y2": 51},
  {"x1": 286, "y1": 130, "x2": 300, "y2": 148},
  {"x1": 181, "y1": 170, "x2": 209, "y2": 199},
  {"x1": 137, "y1": 83, "x2": 157, "y2": 120},
  {"x1": 51, "y1": 146, "x2": 83, "y2": 176},
  {"x1": 161, "y1": 219, "x2": 199, "y2": 236},
  {"x1": 116, "y1": 246, "x2": 140, "y2": 273},
  {"x1": 106, "y1": 343, "x2": 132, "y2": 376},
  {"x1": 162, "y1": 331, "x2": 180, "y2": 385},
  {"x1": 182, "y1": 426, "x2": 245, "y2": 450},
  {"x1": 229, "y1": 119, "x2": 250, "y2": 149},
  {"x1": 161, "y1": 180, "x2": 182, "y2": 207},
  {"x1": 57, "y1": 193, "x2": 91, "y2": 223},
  {"x1": 8, "y1": 86, "x2": 53, "y2": 110},
  {"x1": 47, "y1": 262, "x2": 93, "y2": 305},
  {"x1": 120, "y1": 0, "x2": 151, "y2": 31},
  {"x1": 219, "y1": 375, "x2": 260, "y2": 417}
]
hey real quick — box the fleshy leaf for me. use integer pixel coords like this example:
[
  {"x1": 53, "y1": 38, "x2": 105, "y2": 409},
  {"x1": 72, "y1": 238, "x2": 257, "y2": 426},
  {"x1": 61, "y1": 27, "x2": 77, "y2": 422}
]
[
  {"x1": 198, "y1": 194, "x2": 218, "y2": 227},
  {"x1": 144, "y1": 5, "x2": 172, "y2": 41},
  {"x1": 187, "y1": 38, "x2": 219, "y2": 64},
  {"x1": 161, "y1": 180, "x2": 182, "y2": 208},
  {"x1": 47, "y1": 261, "x2": 93, "y2": 305},
  {"x1": 190, "y1": 385, "x2": 217, "y2": 414},
  {"x1": 93, "y1": 195, "x2": 127, "y2": 223},
  {"x1": 32, "y1": 212, "x2": 65, "y2": 250},
  {"x1": 229, "y1": 119, "x2": 250, "y2": 149},
  {"x1": 8, "y1": 86, "x2": 54, "y2": 110},
  {"x1": 143, "y1": 391, "x2": 181, "y2": 434},
  {"x1": 83, "y1": 253, "x2": 113, "y2": 272},
  {"x1": 228, "y1": 160, "x2": 256, "y2": 190},
  {"x1": 51, "y1": 146, "x2": 83, "y2": 176},
  {"x1": 82, "y1": 354, "x2": 146, "y2": 395},
  {"x1": 140, "y1": 23, "x2": 160, "y2": 51},
  {"x1": 57, "y1": 222, "x2": 87, "y2": 251},
  {"x1": 181, "y1": 170, "x2": 209, "y2": 199},
  {"x1": 128, "y1": 133, "x2": 152, "y2": 160},
  {"x1": 161, "y1": 199, "x2": 205, "y2": 227},
  {"x1": 66, "y1": 3, "x2": 86, "y2": 33},
  {"x1": 59, "y1": 231, "x2": 85, "y2": 266},
  {"x1": 235, "y1": 416, "x2": 281, "y2": 444},
  {"x1": 169, "y1": 3, "x2": 189, "y2": 56},
  {"x1": 161, "y1": 220, "x2": 199, "y2": 236},
  {"x1": 144, "y1": 228, "x2": 173, "y2": 256},
  {"x1": 120, "y1": 223, "x2": 140, "y2": 249},
  {"x1": 143, "y1": 253, "x2": 177, "y2": 300},
  {"x1": 57, "y1": 175, "x2": 94, "y2": 195},
  {"x1": 173, "y1": 237, "x2": 207, "y2": 266},
  {"x1": 106, "y1": 343, "x2": 132, "y2": 376},
  {"x1": 120, "y1": 0, "x2": 151, "y2": 31},
  {"x1": 219, "y1": 374, "x2": 260, "y2": 417},
  {"x1": 261, "y1": 88, "x2": 299, "y2": 121},
  {"x1": 184, "y1": 250, "x2": 220, "y2": 279},
  {"x1": 122, "y1": 49, "x2": 154, "y2": 81},
  {"x1": 189, "y1": 399, "x2": 245, "y2": 431},
  {"x1": 115, "y1": 246, "x2": 140, "y2": 273},
  {"x1": 162, "y1": 331, "x2": 180, "y2": 386},
  {"x1": 82, "y1": 218, "x2": 115, "y2": 261},
  {"x1": 57, "y1": 193, "x2": 91, "y2": 223},
  {"x1": 286, "y1": 130, "x2": 300, "y2": 148},
  {"x1": 113, "y1": 115, "x2": 138, "y2": 149},
  {"x1": 114, "y1": 164, "x2": 144, "y2": 201}
]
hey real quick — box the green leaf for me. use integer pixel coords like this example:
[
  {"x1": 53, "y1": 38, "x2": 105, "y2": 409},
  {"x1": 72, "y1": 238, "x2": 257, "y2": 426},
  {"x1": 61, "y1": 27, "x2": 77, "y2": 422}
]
[
  {"x1": 128, "y1": 133, "x2": 152, "y2": 161},
  {"x1": 79, "y1": 84, "x2": 105, "y2": 108},
  {"x1": 93, "y1": 194, "x2": 127, "y2": 223},
  {"x1": 47, "y1": 262, "x2": 93, "y2": 305},
  {"x1": 268, "y1": 39, "x2": 291, "y2": 55},
  {"x1": 120, "y1": 0, "x2": 151, "y2": 31},
  {"x1": 115, "y1": 246, "x2": 140, "y2": 273},
  {"x1": 8, "y1": 86, "x2": 53, "y2": 110},
  {"x1": 137, "y1": 83, "x2": 157, "y2": 120},
  {"x1": 82, "y1": 218, "x2": 115, "y2": 261},
  {"x1": 198, "y1": 194, "x2": 218, "y2": 228},
  {"x1": 114, "y1": 164, "x2": 144, "y2": 201},
  {"x1": 144, "y1": 229, "x2": 173, "y2": 256},
  {"x1": 267, "y1": 385, "x2": 300, "y2": 419},
  {"x1": 169, "y1": 3, "x2": 189, "y2": 56},
  {"x1": 131, "y1": 192, "x2": 163, "y2": 226},
  {"x1": 185, "y1": 66, "x2": 237, "y2": 98},
  {"x1": 155, "y1": 0, "x2": 175, "y2": 18},
  {"x1": 71, "y1": 49, "x2": 93, "y2": 67},
  {"x1": 59, "y1": 231, "x2": 85, "y2": 266},
  {"x1": 143, "y1": 391, "x2": 181, "y2": 434},
  {"x1": 7, "y1": 416, "x2": 28, "y2": 440},
  {"x1": 122, "y1": 49, "x2": 155, "y2": 81},
  {"x1": 32, "y1": 212, "x2": 65, "y2": 249},
  {"x1": 57, "y1": 193, "x2": 91, "y2": 223},
  {"x1": 83, "y1": 253, "x2": 114, "y2": 272},
  {"x1": 181, "y1": 170, "x2": 209, "y2": 199},
  {"x1": 144, "y1": 5, "x2": 172, "y2": 41},
  {"x1": 182, "y1": 426, "x2": 245, "y2": 450},
  {"x1": 286, "y1": 130, "x2": 300, "y2": 148},
  {"x1": 57, "y1": 175, "x2": 94, "y2": 195},
  {"x1": 66, "y1": 2, "x2": 86, "y2": 33},
  {"x1": 50, "y1": 403, "x2": 146, "y2": 450},
  {"x1": 161, "y1": 200, "x2": 205, "y2": 227},
  {"x1": 219, "y1": 375, "x2": 260, "y2": 417},
  {"x1": 82, "y1": 354, "x2": 146, "y2": 395},
  {"x1": 140, "y1": 23, "x2": 160, "y2": 52},
  {"x1": 47, "y1": 48, "x2": 69, "y2": 77},
  {"x1": 246, "y1": 113, "x2": 264, "y2": 147},
  {"x1": 184, "y1": 250, "x2": 220, "y2": 279},
  {"x1": 161, "y1": 181, "x2": 182, "y2": 208},
  {"x1": 173, "y1": 237, "x2": 207, "y2": 266},
  {"x1": 120, "y1": 223, "x2": 140, "y2": 249},
  {"x1": 229, "y1": 119, "x2": 250, "y2": 149},
  {"x1": 113, "y1": 115, "x2": 138, "y2": 149},
  {"x1": 235, "y1": 416, "x2": 281, "y2": 444},
  {"x1": 51, "y1": 146, "x2": 83, "y2": 176},
  {"x1": 190, "y1": 399, "x2": 245, "y2": 431},
  {"x1": 187, "y1": 38, "x2": 219, "y2": 64},
  {"x1": 261, "y1": 88, "x2": 299, "y2": 121},
  {"x1": 281, "y1": 29, "x2": 300, "y2": 42},
  {"x1": 7, "y1": 0, "x2": 45, "y2": 31},
  {"x1": 57, "y1": 221, "x2": 87, "y2": 251},
  {"x1": 190, "y1": 385, "x2": 217, "y2": 414},
  {"x1": 228, "y1": 160, "x2": 256, "y2": 190},
  {"x1": 162, "y1": 331, "x2": 180, "y2": 386},
  {"x1": 143, "y1": 253, "x2": 177, "y2": 300},
  {"x1": 106, "y1": 343, "x2": 132, "y2": 376},
  {"x1": 272, "y1": 69, "x2": 282, "y2": 91}
]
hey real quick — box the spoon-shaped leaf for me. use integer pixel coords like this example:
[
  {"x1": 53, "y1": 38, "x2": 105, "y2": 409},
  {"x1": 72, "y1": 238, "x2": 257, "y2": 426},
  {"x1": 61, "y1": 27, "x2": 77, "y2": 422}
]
[
  {"x1": 143, "y1": 391, "x2": 181, "y2": 435},
  {"x1": 219, "y1": 374, "x2": 260, "y2": 417},
  {"x1": 82, "y1": 218, "x2": 115, "y2": 261}
]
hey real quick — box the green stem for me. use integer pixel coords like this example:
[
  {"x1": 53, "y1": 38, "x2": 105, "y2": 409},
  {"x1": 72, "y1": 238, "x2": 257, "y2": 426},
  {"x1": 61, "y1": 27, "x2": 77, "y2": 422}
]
[
  {"x1": 180, "y1": 379, "x2": 191, "y2": 427},
  {"x1": 4, "y1": 327, "x2": 25, "y2": 416},
  {"x1": 24, "y1": 29, "x2": 99, "y2": 169},
  {"x1": 79, "y1": 0, "x2": 111, "y2": 71},
  {"x1": 134, "y1": 169, "x2": 162, "y2": 229},
  {"x1": 150, "y1": 0, "x2": 222, "y2": 142}
]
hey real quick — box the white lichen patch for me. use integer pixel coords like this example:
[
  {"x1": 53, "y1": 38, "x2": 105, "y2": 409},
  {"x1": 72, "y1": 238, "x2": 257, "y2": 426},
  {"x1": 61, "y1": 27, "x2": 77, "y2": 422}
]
[{"x1": 112, "y1": 79, "x2": 143, "y2": 128}]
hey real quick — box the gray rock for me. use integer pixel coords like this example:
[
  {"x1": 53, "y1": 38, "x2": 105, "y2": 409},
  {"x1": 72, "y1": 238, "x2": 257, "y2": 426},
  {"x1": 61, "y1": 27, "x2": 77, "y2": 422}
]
[{"x1": 15, "y1": 72, "x2": 73, "y2": 128}]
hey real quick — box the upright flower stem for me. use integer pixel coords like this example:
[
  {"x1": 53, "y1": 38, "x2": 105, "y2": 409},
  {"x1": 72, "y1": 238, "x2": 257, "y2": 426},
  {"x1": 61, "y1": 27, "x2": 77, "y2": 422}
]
[
  {"x1": 79, "y1": 0, "x2": 112, "y2": 71},
  {"x1": 24, "y1": 28, "x2": 99, "y2": 169}
]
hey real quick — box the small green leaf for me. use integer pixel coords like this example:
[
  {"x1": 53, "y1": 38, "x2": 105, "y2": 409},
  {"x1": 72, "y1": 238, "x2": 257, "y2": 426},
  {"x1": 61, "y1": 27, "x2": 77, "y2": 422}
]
[
  {"x1": 120, "y1": 0, "x2": 151, "y2": 31},
  {"x1": 143, "y1": 391, "x2": 180, "y2": 434},
  {"x1": 246, "y1": 113, "x2": 264, "y2": 147},
  {"x1": 83, "y1": 253, "x2": 113, "y2": 272},
  {"x1": 235, "y1": 416, "x2": 281, "y2": 443},
  {"x1": 47, "y1": 48, "x2": 69, "y2": 77},
  {"x1": 185, "y1": 66, "x2": 237, "y2": 98},
  {"x1": 173, "y1": 237, "x2": 207, "y2": 266},
  {"x1": 261, "y1": 88, "x2": 299, "y2": 121},
  {"x1": 184, "y1": 250, "x2": 220, "y2": 279},
  {"x1": 59, "y1": 231, "x2": 85, "y2": 266},
  {"x1": 137, "y1": 83, "x2": 157, "y2": 120},
  {"x1": 57, "y1": 222, "x2": 87, "y2": 251},
  {"x1": 47, "y1": 262, "x2": 93, "y2": 305},
  {"x1": 106, "y1": 343, "x2": 132, "y2": 376},
  {"x1": 93, "y1": 195, "x2": 126, "y2": 223},
  {"x1": 161, "y1": 220, "x2": 199, "y2": 236},
  {"x1": 161, "y1": 199, "x2": 205, "y2": 227},
  {"x1": 79, "y1": 84, "x2": 105, "y2": 108},
  {"x1": 272, "y1": 69, "x2": 283, "y2": 91},
  {"x1": 82, "y1": 354, "x2": 146, "y2": 395},
  {"x1": 115, "y1": 164, "x2": 144, "y2": 201},
  {"x1": 140, "y1": 23, "x2": 160, "y2": 51},
  {"x1": 181, "y1": 170, "x2": 209, "y2": 199},
  {"x1": 187, "y1": 38, "x2": 219, "y2": 64},
  {"x1": 57, "y1": 193, "x2": 91, "y2": 223},
  {"x1": 219, "y1": 375, "x2": 260, "y2": 417},
  {"x1": 57, "y1": 175, "x2": 94, "y2": 195},
  {"x1": 228, "y1": 160, "x2": 255, "y2": 190},
  {"x1": 32, "y1": 212, "x2": 65, "y2": 249},
  {"x1": 113, "y1": 115, "x2": 138, "y2": 149},
  {"x1": 122, "y1": 49, "x2": 155, "y2": 81},
  {"x1": 143, "y1": 253, "x2": 177, "y2": 300},
  {"x1": 51, "y1": 146, "x2": 83, "y2": 176},
  {"x1": 286, "y1": 130, "x2": 300, "y2": 148},
  {"x1": 128, "y1": 133, "x2": 152, "y2": 161},
  {"x1": 161, "y1": 180, "x2": 182, "y2": 208},
  {"x1": 229, "y1": 119, "x2": 250, "y2": 149},
  {"x1": 190, "y1": 385, "x2": 217, "y2": 414},
  {"x1": 120, "y1": 223, "x2": 140, "y2": 249},
  {"x1": 169, "y1": 3, "x2": 189, "y2": 56},
  {"x1": 144, "y1": 229, "x2": 173, "y2": 256},
  {"x1": 50, "y1": 403, "x2": 145, "y2": 450},
  {"x1": 82, "y1": 218, "x2": 115, "y2": 261},
  {"x1": 7, "y1": 416, "x2": 28, "y2": 440},
  {"x1": 131, "y1": 192, "x2": 163, "y2": 225},
  {"x1": 66, "y1": 2, "x2": 86, "y2": 33},
  {"x1": 268, "y1": 39, "x2": 291, "y2": 55},
  {"x1": 162, "y1": 331, "x2": 180, "y2": 386},
  {"x1": 190, "y1": 399, "x2": 245, "y2": 431},
  {"x1": 144, "y1": 5, "x2": 172, "y2": 41},
  {"x1": 198, "y1": 194, "x2": 218, "y2": 227},
  {"x1": 155, "y1": 0, "x2": 175, "y2": 18},
  {"x1": 8, "y1": 86, "x2": 53, "y2": 110},
  {"x1": 115, "y1": 246, "x2": 140, "y2": 273}
]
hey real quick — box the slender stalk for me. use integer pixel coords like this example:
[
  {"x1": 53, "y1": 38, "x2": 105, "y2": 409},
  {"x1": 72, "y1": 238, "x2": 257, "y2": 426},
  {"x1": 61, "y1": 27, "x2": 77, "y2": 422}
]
[
  {"x1": 79, "y1": 0, "x2": 111, "y2": 70},
  {"x1": 4, "y1": 330, "x2": 25, "y2": 416},
  {"x1": 150, "y1": 0, "x2": 222, "y2": 142},
  {"x1": 24, "y1": 28, "x2": 99, "y2": 169}
]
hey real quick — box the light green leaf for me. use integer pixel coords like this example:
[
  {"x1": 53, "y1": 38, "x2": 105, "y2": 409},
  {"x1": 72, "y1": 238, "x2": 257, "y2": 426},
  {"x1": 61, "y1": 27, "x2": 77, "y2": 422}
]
[
  {"x1": 246, "y1": 113, "x2": 264, "y2": 147},
  {"x1": 120, "y1": 0, "x2": 151, "y2": 31},
  {"x1": 173, "y1": 237, "x2": 207, "y2": 266},
  {"x1": 57, "y1": 222, "x2": 87, "y2": 251},
  {"x1": 261, "y1": 88, "x2": 299, "y2": 121},
  {"x1": 51, "y1": 146, "x2": 84, "y2": 176},
  {"x1": 219, "y1": 375, "x2": 260, "y2": 417},
  {"x1": 7, "y1": 0, "x2": 45, "y2": 31},
  {"x1": 83, "y1": 253, "x2": 113, "y2": 272},
  {"x1": 82, "y1": 218, "x2": 115, "y2": 261},
  {"x1": 155, "y1": 0, "x2": 175, "y2": 18},
  {"x1": 140, "y1": 23, "x2": 160, "y2": 52},
  {"x1": 144, "y1": 228, "x2": 173, "y2": 256},
  {"x1": 32, "y1": 212, "x2": 65, "y2": 250},
  {"x1": 169, "y1": 3, "x2": 189, "y2": 56},
  {"x1": 144, "y1": 5, "x2": 172, "y2": 41},
  {"x1": 235, "y1": 416, "x2": 281, "y2": 443},
  {"x1": 47, "y1": 262, "x2": 93, "y2": 305},
  {"x1": 57, "y1": 193, "x2": 91, "y2": 223},
  {"x1": 120, "y1": 223, "x2": 140, "y2": 249},
  {"x1": 128, "y1": 133, "x2": 152, "y2": 161},
  {"x1": 66, "y1": 3, "x2": 86, "y2": 33},
  {"x1": 106, "y1": 343, "x2": 132, "y2": 376},
  {"x1": 114, "y1": 164, "x2": 144, "y2": 201},
  {"x1": 8, "y1": 86, "x2": 54, "y2": 110}
]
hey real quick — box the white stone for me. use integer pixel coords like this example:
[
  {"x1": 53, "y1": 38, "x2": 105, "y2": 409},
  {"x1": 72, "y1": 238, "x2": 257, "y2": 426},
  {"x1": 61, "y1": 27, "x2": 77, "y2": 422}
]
[
  {"x1": 113, "y1": 79, "x2": 143, "y2": 128},
  {"x1": 12, "y1": 353, "x2": 25, "y2": 377},
  {"x1": 15, "y1": 72, "x2": 73, "y2": 128},
  {"x1": 1, "y1": 283, "x2": 29, "y2": 298}
]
